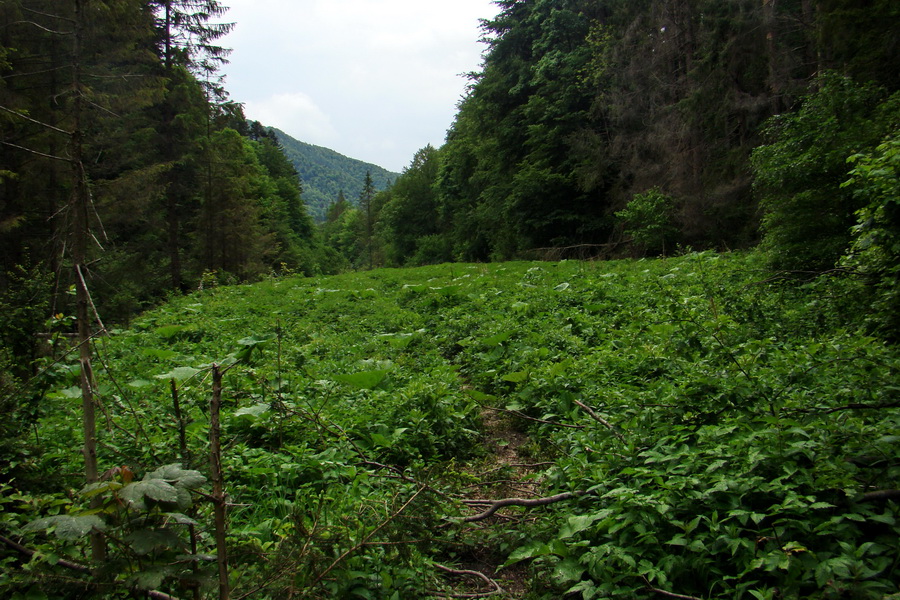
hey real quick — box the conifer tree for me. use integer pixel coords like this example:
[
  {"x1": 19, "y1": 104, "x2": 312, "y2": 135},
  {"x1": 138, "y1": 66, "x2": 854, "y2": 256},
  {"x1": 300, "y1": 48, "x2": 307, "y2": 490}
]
[{"x1": 358, "y1": 170, "x2": 376, "y2": 269}]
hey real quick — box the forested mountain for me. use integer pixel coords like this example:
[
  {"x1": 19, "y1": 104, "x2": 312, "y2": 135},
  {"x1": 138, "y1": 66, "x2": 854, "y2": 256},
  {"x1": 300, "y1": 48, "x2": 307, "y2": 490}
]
[{"x1": 272, "y1": 129, "x2": 398, "y2": 223}]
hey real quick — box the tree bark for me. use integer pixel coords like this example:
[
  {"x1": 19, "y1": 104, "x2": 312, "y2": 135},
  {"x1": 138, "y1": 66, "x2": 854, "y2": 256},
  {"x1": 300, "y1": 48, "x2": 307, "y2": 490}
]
[
  {"x1": 71, "y1": 0, "x2": 105, "y2": 566},
  {"x1": 210, "y1": 364, "x2": 230, "y2": 600}
]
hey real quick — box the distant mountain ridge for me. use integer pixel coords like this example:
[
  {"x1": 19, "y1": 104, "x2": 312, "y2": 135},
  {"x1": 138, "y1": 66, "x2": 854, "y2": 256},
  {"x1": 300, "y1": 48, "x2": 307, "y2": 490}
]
[{"x1": 271, "y1": 128, "x2": 399, "y2": 222}]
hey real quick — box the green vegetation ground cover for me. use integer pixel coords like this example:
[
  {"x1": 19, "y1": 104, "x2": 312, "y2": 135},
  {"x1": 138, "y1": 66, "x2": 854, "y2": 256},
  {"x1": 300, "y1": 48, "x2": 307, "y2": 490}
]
[{"x1": 3, "y1": 252, "x2": 899, "y2": 599}]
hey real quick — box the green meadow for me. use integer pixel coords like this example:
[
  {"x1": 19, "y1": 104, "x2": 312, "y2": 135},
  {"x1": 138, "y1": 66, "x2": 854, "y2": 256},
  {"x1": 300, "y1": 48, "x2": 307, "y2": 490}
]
[{"x1": 4, "y1": 252, "x2": 899, "y2": 599}]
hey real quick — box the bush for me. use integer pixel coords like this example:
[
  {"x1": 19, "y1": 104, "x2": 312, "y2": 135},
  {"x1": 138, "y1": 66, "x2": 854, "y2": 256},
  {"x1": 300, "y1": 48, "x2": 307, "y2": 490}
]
[
  {"x1": 841, "y1": 124, "x2": 900, "y2": 335},
  {"x1": 615, "y1": 187, "x2": 678, "y2": 256},
  {"x1": 752, "y1": 73, "x2": 895, "y2": 270}
]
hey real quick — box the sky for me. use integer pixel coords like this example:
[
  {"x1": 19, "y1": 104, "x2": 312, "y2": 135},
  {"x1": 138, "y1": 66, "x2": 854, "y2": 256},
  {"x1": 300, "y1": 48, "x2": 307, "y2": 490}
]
[{"x1": 220, "y1": 0, "x2": 500, "y2": 173}]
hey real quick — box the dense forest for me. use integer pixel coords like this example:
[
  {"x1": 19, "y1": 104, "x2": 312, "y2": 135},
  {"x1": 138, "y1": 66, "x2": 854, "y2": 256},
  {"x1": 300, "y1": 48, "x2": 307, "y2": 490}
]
[
  {"x1": 1, "y1": 0, "x2": 900, "y2": 598},
  {"x1": 355, "y1": 0, "x2": 898, "y2": 267}
]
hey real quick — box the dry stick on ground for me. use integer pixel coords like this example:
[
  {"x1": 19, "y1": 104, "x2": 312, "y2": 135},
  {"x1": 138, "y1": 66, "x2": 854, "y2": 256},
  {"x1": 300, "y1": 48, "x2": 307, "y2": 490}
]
[
  {"x1": 641, "y1": 576, "x2": 705, "y2": 600},
  {"x1": 462, "y1": 491, "x2": 587, "y2": 523},
  {"x1": 572, "y1": 399, "x2": 626, "y2": 442},
  {"x1": 432, "y1": 562, "x2": 505, "y2": 598},
  {"x1": 483, "y1": 405, "x2": 584, "y2": 429}
]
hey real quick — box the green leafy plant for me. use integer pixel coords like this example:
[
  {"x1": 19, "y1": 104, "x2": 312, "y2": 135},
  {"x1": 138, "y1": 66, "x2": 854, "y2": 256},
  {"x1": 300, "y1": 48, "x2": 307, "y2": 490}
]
[
  {"x1": 841, "y1": 126, "x2": 900, "y2": 335},
  {"x1": 615, "y1": 187, "x2": 678, "y2": 256}
]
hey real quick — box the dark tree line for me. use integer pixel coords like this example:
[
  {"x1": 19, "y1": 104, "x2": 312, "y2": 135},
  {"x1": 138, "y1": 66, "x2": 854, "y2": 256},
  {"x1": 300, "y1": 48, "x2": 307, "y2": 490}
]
[
  {"x1": 0, "y1": 0, "x2": 327, "y2": 372},
  {"x1": 353, "y1": 0, "x2": 897, "y2": 267}
]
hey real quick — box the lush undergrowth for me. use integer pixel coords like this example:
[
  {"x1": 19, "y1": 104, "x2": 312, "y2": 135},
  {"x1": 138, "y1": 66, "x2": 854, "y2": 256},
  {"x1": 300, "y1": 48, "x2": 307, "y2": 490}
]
[{"x1": 2, "y1": 252, "x2": 899, "y2": 599}]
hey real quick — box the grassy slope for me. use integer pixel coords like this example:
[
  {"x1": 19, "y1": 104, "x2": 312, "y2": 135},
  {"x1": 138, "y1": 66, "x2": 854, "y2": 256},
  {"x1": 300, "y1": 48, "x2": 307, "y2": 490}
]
[{"x1": 9, "y1": 252, "x2": 900, "y2": 599}]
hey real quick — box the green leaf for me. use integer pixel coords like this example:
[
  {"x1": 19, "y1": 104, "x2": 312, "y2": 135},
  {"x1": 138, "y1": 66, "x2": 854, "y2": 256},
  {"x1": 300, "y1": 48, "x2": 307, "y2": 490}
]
[
  {"x1": 560, "y1": 513, "x2": 604, "y2": 539},
  {"x1": 121, "y1": 479, "x2": 179, "y2": 508},
  {"x1": 481, "y1": 330, "x2": 515, "y2": 346},
  {"x1": 333, "y1": 369, "x2": 389, "y2": 389},
  {"x1": 25, "y1": 515, "x2": 106, "y2": 540},
  {"x1": 141, "y1": 348, "x2": 178, "y2": 360},
  {"x1": 237, "y1": 333, "x2": 275, "y2": 346},
  {"x1": 234, "y1": 403, "x2": 271, "y2": 420},
  {"x1": 165, "y1": 513, "x2": 198, "y2": 526},
  {"x1": 59, "y1": 386, "x2": 82, "y2": 399},
  {"x1": 553, "y1": 558, "x2": 585, "y2": 583},
  {"x1": 146, "y1": 464, "x2": 207, "y2": 489},
  {"x1": 155, "y1": 324, "x2": 187, "y2": 339},
  {"x1": 154, "y1": 366, "x2": 201, "y2": 382},
  {"x1": 125, "y1": 528, "x2": 184, "y2": 555},
  {"x1": 504, "y1": 541, "x2": 552, "y2": 566},
  {"x1": 502, "y1": 371, "x2": 529, "y2": 383},
  {"x1": 131, "y1": 567, "x2": 169, "y2": 590}
]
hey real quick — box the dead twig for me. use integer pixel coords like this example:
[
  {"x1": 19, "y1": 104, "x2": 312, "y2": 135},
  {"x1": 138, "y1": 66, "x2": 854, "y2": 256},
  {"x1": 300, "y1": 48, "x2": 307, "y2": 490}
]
[
  {"x1": 310, "y1": 486, "x2": 426, "y2": 587},
  {"x1": 483, "y1": 405, "x2": 584, "y2": 429},
  {"x1": 432, "y1": 563, "x2": 505, "y2": 598},
  {"x1": 642, "y1": 576, "x2": 704, "y2": 600},
  {"x1": 462, "y1": 491, "x2": 587, "y2": 522},
  {"x1": 572, "y1": 399, "x2": 626, "y2": 442}
]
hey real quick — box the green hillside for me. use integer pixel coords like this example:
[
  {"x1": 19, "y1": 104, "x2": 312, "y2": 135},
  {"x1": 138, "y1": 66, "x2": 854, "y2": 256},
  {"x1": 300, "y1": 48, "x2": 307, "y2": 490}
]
[
  {"x1": 6, "y1": 252, "x2": 899, "y2": 599},
  {"x1": 272, "y1": 128, "x2": 399, "y2": 222}
]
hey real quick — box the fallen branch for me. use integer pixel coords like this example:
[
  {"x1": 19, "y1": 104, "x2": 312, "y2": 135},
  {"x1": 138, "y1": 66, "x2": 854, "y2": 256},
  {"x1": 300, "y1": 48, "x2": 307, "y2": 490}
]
[
  {"x1": 0, "y1": 534, "x2": 181, "y2": 600},
  {"x1": 572, "y1": 399, "x2": 626, "y2": 442},
  {"x1": 484, "y1": 405, "x2": 584, "y2": 429},
  {"x1": 432, "y1": 563, "x2": 505, "y2": 598},
  {"x1": 642, "y1": 576, "x2": 704, "y2": 600},
  {"x1": 462, "y1": 491, "x2": 586, "y2": 522}
]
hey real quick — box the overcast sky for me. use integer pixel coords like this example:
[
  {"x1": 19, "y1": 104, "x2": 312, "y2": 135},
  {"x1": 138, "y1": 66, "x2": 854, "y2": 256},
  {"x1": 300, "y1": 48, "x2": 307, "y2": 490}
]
[{"x1": 221, "y1": 0, "x2": 499, "y2": 173}]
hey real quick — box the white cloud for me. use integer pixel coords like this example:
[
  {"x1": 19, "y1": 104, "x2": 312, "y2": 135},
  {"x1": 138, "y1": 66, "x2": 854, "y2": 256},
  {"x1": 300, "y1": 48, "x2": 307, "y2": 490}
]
[
  {"x1": 242, "y1": 92, "x2": 338, "y2": 147},
  {"x1": 221, "y1": 0, "x2": 497, "y2": 171}
]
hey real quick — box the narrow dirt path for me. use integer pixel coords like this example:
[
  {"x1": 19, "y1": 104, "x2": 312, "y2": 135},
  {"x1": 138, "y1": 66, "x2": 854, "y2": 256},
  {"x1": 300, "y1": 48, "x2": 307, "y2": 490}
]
[{"x1": 439, "y1": 407, "x2": 552, "y2": 598}]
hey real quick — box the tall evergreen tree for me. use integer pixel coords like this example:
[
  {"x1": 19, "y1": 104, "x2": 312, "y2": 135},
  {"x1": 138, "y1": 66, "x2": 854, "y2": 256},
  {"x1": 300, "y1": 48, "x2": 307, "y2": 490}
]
[
  {"x1": 147, "y1": 0, "x2": 233, "y2": 289},
  {"x1": 358, "y1": 170, "x2": 376, "y2": 269}
]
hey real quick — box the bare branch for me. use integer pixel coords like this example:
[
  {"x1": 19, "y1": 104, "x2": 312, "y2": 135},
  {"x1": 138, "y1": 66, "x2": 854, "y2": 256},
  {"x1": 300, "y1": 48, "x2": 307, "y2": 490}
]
[
  {"x1": 432, "y1": 563, "x2": 505, "y2": 598},
  {"x1": 9, "y1": 20, "x2": 73, "y2": 35},
  {"x1": 642, "y1": 577, "x2": 705, "y2": 600},
  {"x1": 0, "y1": 104, "x2": 72, "y2": 135},
  {"x1": 827, "y1": 402, "x2": 900, "y2": 413},
  {"x1": 572, "y1": 399, "x2": 626, "y2": 442},
  {"x1": 75, "y1": 264, "x2": 107, "y2": 334},
  {"x1": 1, "y1": 140, "x2": 71, "y2": 162},
  {"x1": 483, "y1": 404, "x2": 584, "y2": 429},
  {"x1": 21, "y1": 6, "x2": 75, "y2": 24},
  {"x1": 311, "y1": 486, "x2": 427, "y2": 587}
]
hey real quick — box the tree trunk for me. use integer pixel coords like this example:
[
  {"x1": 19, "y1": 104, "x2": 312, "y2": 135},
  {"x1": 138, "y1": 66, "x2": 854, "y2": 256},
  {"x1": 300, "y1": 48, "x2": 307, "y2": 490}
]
[
  {"x1": 210, "y1": 364, "x2": 230, "y2": 600},
  {"x1": 72, "y1": 0, "x2": 105, "y2": 565}
]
